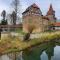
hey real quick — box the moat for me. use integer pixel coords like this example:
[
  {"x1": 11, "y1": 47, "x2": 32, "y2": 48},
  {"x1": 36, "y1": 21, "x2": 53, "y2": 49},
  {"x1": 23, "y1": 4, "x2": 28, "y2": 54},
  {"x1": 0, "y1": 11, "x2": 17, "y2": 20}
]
[{"x1": 0, "y1": 41, "x2": 60, "y2": 60}]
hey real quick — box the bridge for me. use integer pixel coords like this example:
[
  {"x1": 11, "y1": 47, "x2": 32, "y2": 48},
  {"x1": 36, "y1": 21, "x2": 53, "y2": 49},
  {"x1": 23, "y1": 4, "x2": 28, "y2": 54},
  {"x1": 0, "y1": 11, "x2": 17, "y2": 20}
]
[
  {"x1": 0, "y1": 24, "x2": 22, "y2": 28},
  {"x1": 0, "y1": 24, "x2": 22, "y2": 31}
]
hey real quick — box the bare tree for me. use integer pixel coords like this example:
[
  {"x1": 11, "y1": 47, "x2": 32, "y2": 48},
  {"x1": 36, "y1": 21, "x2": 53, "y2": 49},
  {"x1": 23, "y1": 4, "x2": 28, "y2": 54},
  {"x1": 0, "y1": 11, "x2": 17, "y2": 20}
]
[
  {"x1": 1, "y1": 10, "x2": 6, "y2": 20},
  {"x1": 23, "y1": 24, "x2": 36, "y2": 40},
  {"x1": 27, "y1": 24, "x2": 35, "y2": 33},
  {"x1": 11, "y1": 0, "x2": 20, "y2": 24},
  {"x1": 11, "y1": 11, "x2": 16, "y2": 25}
]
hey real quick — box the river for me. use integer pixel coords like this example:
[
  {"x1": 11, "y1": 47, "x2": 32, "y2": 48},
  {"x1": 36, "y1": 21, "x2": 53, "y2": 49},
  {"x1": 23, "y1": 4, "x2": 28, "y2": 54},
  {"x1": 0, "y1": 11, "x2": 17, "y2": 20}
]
[{"x1": 0, "y1": 41, "x2": 60, "y2": 60}]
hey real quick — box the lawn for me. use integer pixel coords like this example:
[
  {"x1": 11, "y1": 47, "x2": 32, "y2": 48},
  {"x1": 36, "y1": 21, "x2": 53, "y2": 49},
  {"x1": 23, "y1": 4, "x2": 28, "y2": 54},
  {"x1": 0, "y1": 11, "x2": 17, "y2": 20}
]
[{"x1": 11, "y1": 28, "x2": 26, "y2": 35}]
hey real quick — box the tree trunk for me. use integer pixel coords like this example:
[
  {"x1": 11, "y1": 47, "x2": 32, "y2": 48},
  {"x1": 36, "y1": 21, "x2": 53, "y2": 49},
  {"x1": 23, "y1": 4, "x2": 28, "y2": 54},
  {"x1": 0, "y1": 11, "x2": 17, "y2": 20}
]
[{"x1": 23, "y1": 33, "x2": 30, "y2": 41}]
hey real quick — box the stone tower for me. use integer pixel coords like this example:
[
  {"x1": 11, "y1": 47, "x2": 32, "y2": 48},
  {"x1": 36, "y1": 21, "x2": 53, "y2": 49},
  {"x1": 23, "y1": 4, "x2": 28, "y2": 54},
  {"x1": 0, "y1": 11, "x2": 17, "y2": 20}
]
[
  {"x1": 22, "y1": 3, "x2": 49, "y2": 33},
  {"x1": 46, "y1": 4, "x2": 56, "y2": 24}
]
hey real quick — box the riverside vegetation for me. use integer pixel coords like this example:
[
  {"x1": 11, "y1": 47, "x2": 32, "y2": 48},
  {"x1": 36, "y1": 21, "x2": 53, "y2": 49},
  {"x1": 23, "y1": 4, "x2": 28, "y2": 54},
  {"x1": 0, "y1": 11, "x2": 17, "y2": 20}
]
[{"x1": 0, "y1": 31, "x2": 60, "y2": 55}]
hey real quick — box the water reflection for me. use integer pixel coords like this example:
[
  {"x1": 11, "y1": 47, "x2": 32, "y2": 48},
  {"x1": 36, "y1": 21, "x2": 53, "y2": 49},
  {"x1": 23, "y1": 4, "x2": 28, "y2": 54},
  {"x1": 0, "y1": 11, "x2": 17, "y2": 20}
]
[
  {"x1": 52, "y1": 46, "x2": 60, "y2": 60},
  {"x1": 0, "y1": 41, "x2": 60, "y2": 60},
  {"x1": 41, "y1": 51, "x2": 48, "y2": 60},
  {"x1": 22, "y1": 41, "x2": 58, "y2": 60}
]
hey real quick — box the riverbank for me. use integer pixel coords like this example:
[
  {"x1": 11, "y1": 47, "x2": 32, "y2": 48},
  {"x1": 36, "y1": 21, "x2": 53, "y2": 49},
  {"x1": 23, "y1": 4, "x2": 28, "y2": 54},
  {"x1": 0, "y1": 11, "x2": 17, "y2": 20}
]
[{"x1": 0, "y1": 31, "x2": 60, "y2": 55}]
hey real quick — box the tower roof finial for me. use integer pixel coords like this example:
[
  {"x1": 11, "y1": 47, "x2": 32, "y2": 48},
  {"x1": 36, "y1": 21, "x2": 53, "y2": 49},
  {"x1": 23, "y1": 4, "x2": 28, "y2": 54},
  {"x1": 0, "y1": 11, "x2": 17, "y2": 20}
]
[
  {"x1": 49, "y1": 3, "x2": 53, "y2": 10},
  {"x1": 46, "y1": 4, "x2": 55, "y2": 15}
]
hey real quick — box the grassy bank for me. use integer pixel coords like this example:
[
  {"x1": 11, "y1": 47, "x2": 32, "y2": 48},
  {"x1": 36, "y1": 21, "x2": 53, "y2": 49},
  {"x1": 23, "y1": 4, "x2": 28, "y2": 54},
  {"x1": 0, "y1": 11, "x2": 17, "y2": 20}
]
[{"x1": 0, "y1": 31, "x2": 60, "y2": 55}]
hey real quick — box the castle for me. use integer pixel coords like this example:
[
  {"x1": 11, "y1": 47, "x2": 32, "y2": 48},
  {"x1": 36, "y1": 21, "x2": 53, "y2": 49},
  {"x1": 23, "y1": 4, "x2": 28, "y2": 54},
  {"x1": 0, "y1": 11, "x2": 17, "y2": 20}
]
[{"x1": 22, "y1": 3, "x2": 56, "y2": 33}]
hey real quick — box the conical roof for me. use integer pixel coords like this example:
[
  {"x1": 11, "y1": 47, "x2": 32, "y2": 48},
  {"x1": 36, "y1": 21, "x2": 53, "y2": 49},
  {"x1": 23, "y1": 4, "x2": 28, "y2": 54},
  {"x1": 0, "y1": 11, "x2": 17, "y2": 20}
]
[{"x1": 47, "y1": 4, "x2": 55, "y2": 15}]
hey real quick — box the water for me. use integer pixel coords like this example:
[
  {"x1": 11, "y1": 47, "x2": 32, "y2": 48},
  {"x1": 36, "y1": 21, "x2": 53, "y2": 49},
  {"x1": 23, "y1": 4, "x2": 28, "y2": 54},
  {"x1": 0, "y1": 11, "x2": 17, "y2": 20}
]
[{"x1": 0, "y1": 41, "x2": 60, "y2": 60}]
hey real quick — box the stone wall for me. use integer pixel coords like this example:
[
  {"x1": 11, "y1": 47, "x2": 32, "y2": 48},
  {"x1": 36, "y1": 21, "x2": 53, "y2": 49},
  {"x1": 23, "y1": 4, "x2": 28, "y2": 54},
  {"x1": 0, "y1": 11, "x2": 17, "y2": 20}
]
[{"x1": 23, "y1": 14, "x2": 49, "y2": 33}]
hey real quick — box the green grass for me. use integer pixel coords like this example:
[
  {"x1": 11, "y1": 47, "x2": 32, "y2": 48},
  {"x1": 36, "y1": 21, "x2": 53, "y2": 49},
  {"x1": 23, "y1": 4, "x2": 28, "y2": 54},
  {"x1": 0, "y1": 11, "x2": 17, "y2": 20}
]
[
  {"x1": 0, "y1": 31, "x2": 60, "y2": 55},
  {"x1": 11, "y1": 28, "x2": 26, "y2": 35}
]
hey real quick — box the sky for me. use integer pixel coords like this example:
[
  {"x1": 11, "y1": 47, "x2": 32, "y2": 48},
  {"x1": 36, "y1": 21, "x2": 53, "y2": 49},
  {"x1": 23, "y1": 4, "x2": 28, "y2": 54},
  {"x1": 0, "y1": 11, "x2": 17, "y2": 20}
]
[{"x1": 0, "y1": 0, "x2": 60, "y2": 19}]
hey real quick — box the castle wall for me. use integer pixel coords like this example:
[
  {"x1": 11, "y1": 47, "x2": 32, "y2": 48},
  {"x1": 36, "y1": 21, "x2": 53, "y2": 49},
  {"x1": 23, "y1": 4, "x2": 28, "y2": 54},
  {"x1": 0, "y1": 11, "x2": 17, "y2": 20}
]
[
  {"x1": 23, "y1": 14, "x2": 49, "y2": 33},
  {"x1": 22, "y1": 3, "x2": 53, "y2": 33},
  {"x1": 47, "y1": 15, "x2": 56, "y2": 24}
]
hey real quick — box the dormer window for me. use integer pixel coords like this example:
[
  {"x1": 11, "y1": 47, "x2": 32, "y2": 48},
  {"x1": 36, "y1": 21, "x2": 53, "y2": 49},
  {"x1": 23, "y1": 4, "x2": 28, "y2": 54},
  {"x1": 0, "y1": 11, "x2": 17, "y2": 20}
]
[{"x1": 31, "y1": 8, "x2": 33, "y2": 12}]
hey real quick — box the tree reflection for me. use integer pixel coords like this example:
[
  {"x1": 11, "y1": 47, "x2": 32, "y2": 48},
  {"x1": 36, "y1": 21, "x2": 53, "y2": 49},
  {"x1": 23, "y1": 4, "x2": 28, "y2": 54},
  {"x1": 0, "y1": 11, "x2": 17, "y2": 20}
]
[
  {"x1": 45, "y1": 41, "x2": 55, "y2": 60},
  {"x1": 22, "y1": 41, "x2": 55, "y2": 60},
  {"x1": 0, "y1": 41, "x2": 59, "y2": 60}
]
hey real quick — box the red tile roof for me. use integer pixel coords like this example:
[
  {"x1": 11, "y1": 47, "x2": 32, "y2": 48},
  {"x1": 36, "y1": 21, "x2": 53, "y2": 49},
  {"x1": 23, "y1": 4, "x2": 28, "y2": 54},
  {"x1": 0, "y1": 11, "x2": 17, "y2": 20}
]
[
  {"x1": 54, "y1": 22, "x2": 60, "y2": 26},
  {"x1": 42, "y1": 16, "x2": 49, "y2": 20}
]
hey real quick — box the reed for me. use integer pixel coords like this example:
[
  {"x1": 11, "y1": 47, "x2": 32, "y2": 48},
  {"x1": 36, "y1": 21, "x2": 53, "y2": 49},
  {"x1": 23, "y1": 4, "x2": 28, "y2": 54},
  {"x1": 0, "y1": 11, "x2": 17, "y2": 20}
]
[{"x1": 0, "y1": 31, "x2": 60, "y2": 55}]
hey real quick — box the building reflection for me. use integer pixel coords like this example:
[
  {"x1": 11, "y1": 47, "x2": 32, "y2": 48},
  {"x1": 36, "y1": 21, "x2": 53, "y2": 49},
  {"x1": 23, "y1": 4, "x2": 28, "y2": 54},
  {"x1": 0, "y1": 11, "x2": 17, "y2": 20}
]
[
  {"x1": 23, "y1": 42, "x2": 55, "y2": 60},
  {"x1": 45, "y1": 41, "x2": 55, "y2": 60},
  {"x1": 22, "y1": 41, "x2": 55, "y2": 60},
  {"x1": 0, "y1": 41, "x2": 60, "y2": 60}
]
